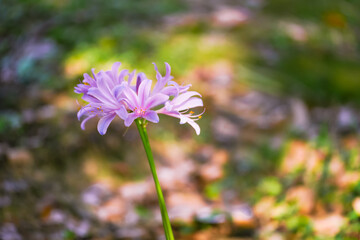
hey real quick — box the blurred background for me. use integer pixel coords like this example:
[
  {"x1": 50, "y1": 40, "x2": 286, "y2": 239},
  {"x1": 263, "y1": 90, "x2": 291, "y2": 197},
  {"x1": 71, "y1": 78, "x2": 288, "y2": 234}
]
[{"x1": 1, "y1": 0, "x2": 360, "y2": 239}]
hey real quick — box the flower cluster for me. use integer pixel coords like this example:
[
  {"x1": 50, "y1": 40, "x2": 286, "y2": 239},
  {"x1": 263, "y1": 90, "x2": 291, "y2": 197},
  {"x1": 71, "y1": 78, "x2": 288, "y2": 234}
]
[{"x1": 75, "y1": 62, "x2": 204, "y2": 135}]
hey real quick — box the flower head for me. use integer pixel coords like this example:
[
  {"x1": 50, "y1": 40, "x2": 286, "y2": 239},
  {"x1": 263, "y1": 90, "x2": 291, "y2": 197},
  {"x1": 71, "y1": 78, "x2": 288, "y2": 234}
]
[{"x1": 75, "y1": 62, "x2": 203, "y2": 135}]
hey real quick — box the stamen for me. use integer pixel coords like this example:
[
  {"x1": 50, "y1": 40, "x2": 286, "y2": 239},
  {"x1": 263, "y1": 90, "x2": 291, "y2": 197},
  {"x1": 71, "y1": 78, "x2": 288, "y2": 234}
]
[{"x1": 190, "y1": 111, "x2": 194, "y2": 114}]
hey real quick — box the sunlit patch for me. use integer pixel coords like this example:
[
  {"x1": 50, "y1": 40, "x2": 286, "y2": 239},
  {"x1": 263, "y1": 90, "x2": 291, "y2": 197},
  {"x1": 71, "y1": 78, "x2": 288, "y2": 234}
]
[{"x1": 64, "y1": 57, "x2": 89, "y2": 78}]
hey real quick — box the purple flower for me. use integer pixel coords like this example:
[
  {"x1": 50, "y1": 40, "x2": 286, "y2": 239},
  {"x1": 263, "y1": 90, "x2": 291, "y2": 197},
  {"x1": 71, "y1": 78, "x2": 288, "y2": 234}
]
[
  {"x1": 75, "y1": 62, "x2": 203, "y2": 135},
  {"x1": 76, "y1": 62, "x2": 129, "y2": 135}
]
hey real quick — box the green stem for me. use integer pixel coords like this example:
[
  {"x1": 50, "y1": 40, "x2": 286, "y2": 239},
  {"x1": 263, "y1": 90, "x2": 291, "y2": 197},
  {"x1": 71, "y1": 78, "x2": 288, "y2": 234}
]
[{"x1": 135, "y1": 118, "x2": 175, "y2": 240}]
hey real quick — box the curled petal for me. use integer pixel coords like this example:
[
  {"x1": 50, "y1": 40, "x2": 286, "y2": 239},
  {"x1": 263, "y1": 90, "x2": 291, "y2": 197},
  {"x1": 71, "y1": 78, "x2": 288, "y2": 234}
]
[
  {"x1": 179, "y1": 116, "x2": 200, "y2": 135},
  {"x1": 164, "y1": 62, "x2": 171, "y2": 78},
  {"x1": 176, "y1": 98, "x2": 203, "y2": 111},
  {"x1": 172, "y1": 91, "x2": 201, "y2": 106},
  {"x1": 152, "y1": 62, "x2": 161, "y2": 79},
  {"x1": 80, "y1": 115, "x2": 95, "y2": 130},
  {"x1": 187, "y1": 119, "x2": 201, "y2": 135},
  {"x1": 97, "y1": 114, "x2": 116, "y2": 135},
  {"x1": 160, "y1": 86, "x2": 179, "y2": 96},
  {"x1": 91, "y1": 68, "x2": 98, "y2": 81},
  {"x1": 118, "y1": 69, "x2": 129, "y2": 84},
  {"x1": 152, "y1": 62, "x2": 174, "y2": 94},
  {"x1": 77, "y1": 106, "x2": 89, "y2": 120}
]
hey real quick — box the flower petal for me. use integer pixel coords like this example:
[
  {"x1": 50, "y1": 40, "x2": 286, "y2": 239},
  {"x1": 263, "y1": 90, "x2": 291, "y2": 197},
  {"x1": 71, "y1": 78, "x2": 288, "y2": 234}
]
[
  {"x1": 138, "y1": 79, "x2": 152, "y2": 106},
  {"x1": 115, "y1": 106, "x2": 128, "y2": 120},
  {"x1": 77, "y1": 104, "x2": 95, "y2": 120},
  {"x1": 144, "y1": 111, "x2": 159, "y2": 123},
  {"x1": 122, "y1": 87, "x2": 139, "y2": 110},
  {"x1": 98, "y1": 71, "x2": 115, "y2": 96},
  {"x1": 80, "y1": 115, "x2": 95, "y2": 130},
  {"x1": 176, "y1": 98, "x2": 203, "y2": 111},
  {"x1": 160, "y1": 86, "x2": 179, "y2": 96},
  {"x1": 127, "y1": 70, "x2": 136, "y2": 85},
  {"x1": 152, "y1": 62, "x2": 173, "y2": 94},
  {"x1": 152, "y1": 62, "x2": 162, "y2": 81},
  {"x1": 97, "y1": 114, "x2": 116, "y2": 135},
  {"x1": 111, "y1": 62, "x2": 121, "y2": 81},
  {"x1": 124, "y1": 112, "x2": 138, "y2": 127},
  {"x1": 145, "y1": 93, "x2": 169, "y2": 109},
  {"x1": 135, "y1": 73, "x2": 146, "y2": 93},
  {"x1": 83, "y1": 73, "x2": 96, "y2": 86},
  {"x1": 82, "y1": 94, "x2": 101, "y2": 103},
  {"x1": 187, "y1": 119, "x2": 201, "y2": 135},
  {"x1": 91, "y1": 68, "x2": 98, "y2": 81},
  {"x1": 112, "y1": 83, "x2": 126, "y2": 100},
  {"x1": 88, "y1": 88, "x2": 118, "y2": 108},
  {"x1": 172, "y1": 91, "x2": 201, "y2": 106},
  {"x1": 164, "y1": 62, "x2": 171, "y2": 79},
  {"x1": 118, "y1": 69, "x2": 129, "y2": 84}
]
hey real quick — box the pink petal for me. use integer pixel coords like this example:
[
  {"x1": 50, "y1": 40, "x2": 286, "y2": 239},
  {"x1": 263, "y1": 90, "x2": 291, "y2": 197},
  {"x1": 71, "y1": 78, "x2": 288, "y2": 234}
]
[
  {"x1": 187, "y1": 119, "x2": 201, "y2": 135},
  {"x1": 176, "y1": 98, "x2": 203, "y2": 111},
  {"x1": 172, "y1": 91, "x2": 201, "y2": 106}
]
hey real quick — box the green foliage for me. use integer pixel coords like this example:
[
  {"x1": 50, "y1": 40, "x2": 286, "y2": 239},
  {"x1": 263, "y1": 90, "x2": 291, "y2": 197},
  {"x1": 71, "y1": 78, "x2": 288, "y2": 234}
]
[{"x1": 258, "y1": 177, "x2": 283, "y2": 196}]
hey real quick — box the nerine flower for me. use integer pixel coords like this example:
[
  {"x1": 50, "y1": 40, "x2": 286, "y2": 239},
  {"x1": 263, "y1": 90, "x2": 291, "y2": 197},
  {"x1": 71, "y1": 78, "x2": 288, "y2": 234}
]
[{"x1": 75, "y1": 62, "x2": 203, "y2": 135}]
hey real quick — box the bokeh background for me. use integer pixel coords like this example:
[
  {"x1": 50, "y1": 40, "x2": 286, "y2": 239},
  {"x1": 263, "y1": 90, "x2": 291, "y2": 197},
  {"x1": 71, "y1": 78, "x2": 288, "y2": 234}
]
[{"x1": 1, "y1": 0, "x2": 360, "y2": 239}]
